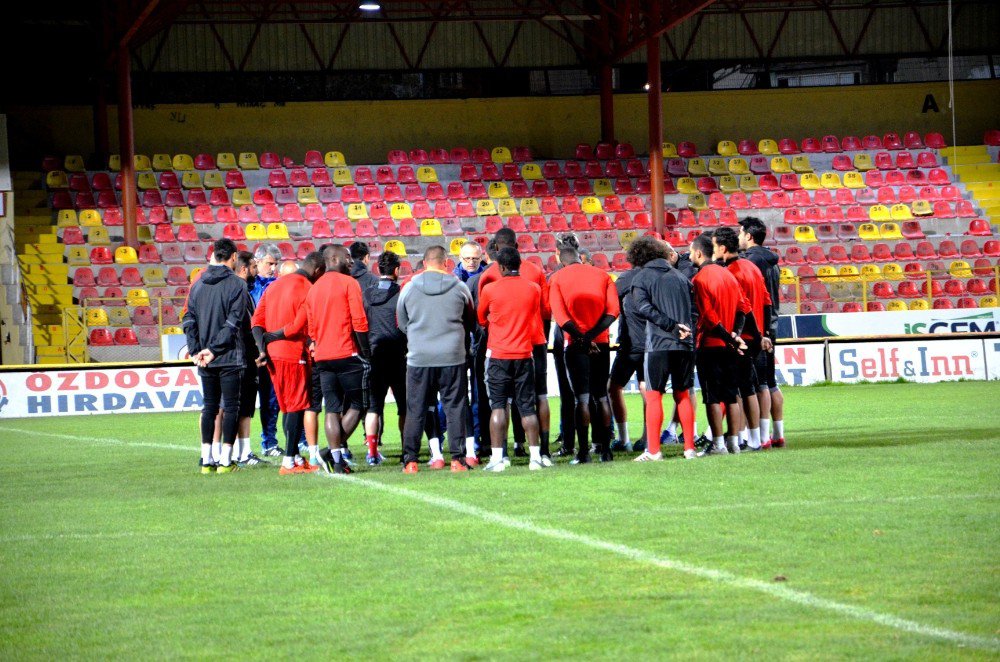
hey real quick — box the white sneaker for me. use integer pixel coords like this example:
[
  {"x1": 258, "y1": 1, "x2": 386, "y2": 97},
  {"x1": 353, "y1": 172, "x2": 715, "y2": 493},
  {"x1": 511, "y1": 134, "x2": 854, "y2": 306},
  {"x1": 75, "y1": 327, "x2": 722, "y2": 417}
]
[
  {"x1": 683, "y1": 449, "x2": 697, "y2": 459},
  {"x1": 502, "y1": 457, "x2": 511, "y2": 467},
  {"x1": 528, "y1": 460, "x2": 544, "y2": 471},
  {"x1": 540, "y1": 455, "x2": 554, "y2": 468},
  {"x1": 726, "y1": 439, "x2": 741, "y2": 454},
  {"x1": 483, "y1": 460, "x2": 507, "y2": 473},
  {"x1": 633, "y1": 451, "x2": 663, "y2": 462}
]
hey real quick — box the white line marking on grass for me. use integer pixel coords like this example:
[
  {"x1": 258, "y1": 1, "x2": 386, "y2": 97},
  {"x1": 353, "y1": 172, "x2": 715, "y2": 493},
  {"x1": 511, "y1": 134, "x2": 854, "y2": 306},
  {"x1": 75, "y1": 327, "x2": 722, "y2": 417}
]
[
  {"x1": 0, "y1": 527, "x2": 298, "y2": 544},
  {"x1": 0, "y1": 426, "x2": 192, "y2": 452},
  {"x1": 325, "y1": 472, "x2": 1000, "y2": 653}
]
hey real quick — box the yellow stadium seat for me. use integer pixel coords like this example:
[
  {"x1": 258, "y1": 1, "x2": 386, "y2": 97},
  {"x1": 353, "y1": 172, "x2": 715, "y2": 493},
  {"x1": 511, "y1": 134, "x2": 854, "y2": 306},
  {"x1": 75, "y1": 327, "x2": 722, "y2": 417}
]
[
  {"x1": 882, "y1": 263, "x2": 904, "y2": 281},
  {"x1": 332, "y1": 168, "x2": 353, "y2": 186},
  {"x1": 779, "y1": 268, "x2": 795, "y2": 284},
  {"x1": 949, "y1": 260, "x2": 972, "y2": 278},
  {"x1": 133, "y1": 154, "x2": 152, "y2": 171},
  {"x1": 127, "y1": 288, "x2": 150, "y2": 307},
  {"x1": 887, "y1": 300, "x2": 908, "y2": 311},
  {"x1": 79, "y1": 210, "x2": 103, "y2": 227},
  {"x1": 231, "y1": 189, "x2": 251, "y2": 206},
  {"x1": 86, "y1": 308, "x2": 109, "y2": 326},
  {"x1": 183, "y1": 172, "x2": 205, "y2": 189},
  {"x1": 190, "y1": 267, "x2": 205, "y2": 283},
  {"x1": 821, "y1": 172, "x2": 843, "y2": 189},
  {"x1": 687, "y1": 194, "x2": 707, "y2": 211},
  {"x1": 676, "y1": 177, "x2": 698, "y2": 195},
  {"x1": 521, "y1": 163, "x2": 543, "y2": 180},
  {"x1": 800, "y1": 173, "x2": 821, "y2": 190},
  {"x1": 109, "y1": 308, "x2": 132, "y2": 327},
  {"x1": 420, "y1": 219, "x2": 443, "y2": 236},
  {"x1": 172, "y1": 154, "x2": 194, "y2": 171},
  {"x1": 860, "y1": 264, "x2": 881, "y2": 280},
  {"x1": 87, "y1": 227, "x2": 110, "y2": 245},
  {"x1": 858, "y1": 223, "x2": 881, "y2": 240},
  {"x1": 67, "y1": 247, "x2": 90, "y2": 266},
  {"x1": 347, "y1": 203, "x2": 368, "y2": 220},
  {"x1": 266, "y1": 223, "x2": 289, "y2": 240},
  {"x1": 868, "y1": 205, "x2": 891, "y2": 222},
  {"x1": 497, "y1": 199, "x2": 518, "y2": 216},
  {"x1": 449, "y1": 238, "x2": 467, "y2": 255},
  {"x1": 838, "y1": 265, "x2": 860, "y2": 281},
  {"x1": 853, "y1": 153, "x2": 874, "y2": 171},
  {"x1": 581, "y1": 197, "x2": 603, "y2": 213},
  {"x1": 879, "y1": 222, "x2": 903, "y2": 240},
  {"x1": 137, "y1": 227, "x2": 153, "y2": 242},
  {"x1": 718, "y1": 176, "x2": 739, "y2": 193},
  {"x1": 108, "y1": 155, "x2": 120, "y2": 171},
  {"x1": 476, "y1": 200, "x2": 497, "y2": 216},
  {"x1": 163, "y1": 326, "x2": 183, "y2": 335},
  {"x1": 687, "y1": 158, "x2": 708, "y2": 176},
  {"x1": 717, "y1": 140, "x2": 738, "y2": 157},
  {"x1": 46, "y1": 171, "x2": 69, "y2": 189},
  {"x1": 64, "y1": 155, "x2": 86, "y2": 172},
  {"x1": 488, "y1": 182, "x2": 509, "y2": 198},
  {"x1": 662, "y1": 142, "x2": 678, "y2": 158},
  {"x1": 245, "y1": 223, "x2": 267, "y2": 240},
  {"x1": 57, "y1": 210, "x2": 78, "y2": 227},
  {"x1": 708, "y1": 158, "x2": 728, "y2": 176},
  {"x1": 390, "y1": 203, "x2": 413, "y2": 220},
  {"x1": 727, "y1": 158, "x2": 749, "y2": 175},
  {"x1": 172, "y1": 207, "x2": 193, "y2": 224},
  {"x1": 791, "y1": 156, "x2": 813, "y2": 173},
  {"x1": 619, "y1": 230, "x2": 638, "y2": 250},
  {"x1": 144, "y1": 267, "x2": 166, "y2": 287},
  {"x1": 739, "y1": 175, "x2": 760, "y2": 191},
  {"x1": 238, "y1": 152, "x2": 260, "y2": 170},
  {"x1": 519, "y1": 198, "x2": 541, "y2": 216},
  {"x1": 297, "y1": 187, "x2": 318, "y2": 204},
  {"x1": 770, "y1": 157, "x2": 791, "y2": 174},
  {"x1": 216, "y1": 153, "x2": 238, "y2": 170},
  {"x1": 152, "y1": 154, "x2": 173, "y2": 171},
  {"x1": 324, "y1": 151, "x2": 346, "y2": 167},
  {"x1": 890, "y1": 203, "x2": 913, "y2": 221},
  {"x1": 593, "y1": 179, "x2": 614, "y2": 196},
  {"x1": 909, "y1": 299, "x2": 929, "y2": 311},
  {"x1": 114, "y1": 246, "x2": 138, "y2": 264},
  {"x1": 817, "y1": 266, "x2": 838, "y2": 281},
  {"x1": 137, "y1": 172, "x2": 158, "y2": 190},
  {"x1": 980, "y1": 296, "x2": 999, "y2": 308},
  {"x1": 491, "y1": 147, "x2": 512, "y2": 164},
  {"x1": 758, "y1": 139, "x2": 779, "y2": 155},
  {"x1": 416, "y1": 167, "x2": 438, "y2": 183},
  {"x1": 794, "y1": 226, "x2": 817, "y2": 243},
  {"x1": 843, "y1": 172, "x2": 865, "y2": 189},
  {"x1": 203, "y1": 172, "x2": 224, "y2": 189},
  {"x1": 384, "y1": 240, "x2": 407, "y2": 256},
  {"x1": 912, "y1": 200, "x2": 933, "y2": 216}
]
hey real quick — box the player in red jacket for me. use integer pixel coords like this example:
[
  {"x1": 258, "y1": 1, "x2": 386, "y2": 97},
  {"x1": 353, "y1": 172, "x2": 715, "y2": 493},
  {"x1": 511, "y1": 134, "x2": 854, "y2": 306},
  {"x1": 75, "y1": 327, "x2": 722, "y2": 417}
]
[
  {"x1": 252, "y1": 251, "x2": 326, "y2": 474},
  {"x1": 689, "y1": 233, "x2": 755, "y2": 455},
  {"x1": 548, "y1": 245, "x2": 620, "y2": 463}
]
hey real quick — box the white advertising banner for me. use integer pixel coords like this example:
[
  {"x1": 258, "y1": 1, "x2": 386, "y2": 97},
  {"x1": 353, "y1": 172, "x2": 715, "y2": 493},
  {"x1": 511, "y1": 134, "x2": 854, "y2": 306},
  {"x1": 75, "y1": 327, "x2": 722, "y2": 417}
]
[
  {"x1": 0, "y1": 366, "x2": 205, "y2": 419},
  {"x1": 793, "y1": 308, "x2": 1000, "y2": 339},
  {"x1": 828, "y1": 339, "x2": 988, "y2": 383},
  {"x1": 774, "y1": 344, "x2": 827, "y2": 386},
  {"x1": 983, "y1": 338, "x2": 1000, "y2": 380}
]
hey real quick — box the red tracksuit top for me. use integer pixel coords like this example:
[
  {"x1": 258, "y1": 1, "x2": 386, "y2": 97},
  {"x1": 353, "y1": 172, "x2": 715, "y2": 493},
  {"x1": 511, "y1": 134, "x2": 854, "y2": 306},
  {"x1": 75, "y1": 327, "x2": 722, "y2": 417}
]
[
  {"x1": 725, "y1": 257, "x2": 772, "y2": 338},
  {"x1": 548, "y1": 262, "x2": 620, "y2": 344},
  {"x1": 692, "y1": 263, "x2": 751, "y2": 349},
  {"x1": 305, "y1": 271, "x2": 369, "y2": 361},
  {"x1": 478, "y1": 274, "x2": 547, "y2": 359},
  {"x1": 251, "y1": 272, "x2": 312, "y2": 362},
  {"x1": 478, "y1": 259, "x2": 550, "y2": 344}
]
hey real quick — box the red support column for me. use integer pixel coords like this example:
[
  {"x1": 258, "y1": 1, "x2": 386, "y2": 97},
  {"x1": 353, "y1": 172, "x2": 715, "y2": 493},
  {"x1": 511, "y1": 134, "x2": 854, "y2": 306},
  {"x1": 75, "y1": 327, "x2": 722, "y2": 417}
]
[
  {"x1": 647, "y1": 5, "x2": 664, "y2": 237},
  {"x1": 599, "y1": 64, "x2": 615, "y2": 144},
  {"x1": 118, "y1": 44, "x2": 138, "y2": 249}
]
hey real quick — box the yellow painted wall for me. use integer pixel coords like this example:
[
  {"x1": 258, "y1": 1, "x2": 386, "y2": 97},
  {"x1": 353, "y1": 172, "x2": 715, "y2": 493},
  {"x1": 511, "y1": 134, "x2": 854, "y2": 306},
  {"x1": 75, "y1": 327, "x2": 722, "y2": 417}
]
[{"x1": 6, "y1": 80, "x2": 999, "y2": 166}]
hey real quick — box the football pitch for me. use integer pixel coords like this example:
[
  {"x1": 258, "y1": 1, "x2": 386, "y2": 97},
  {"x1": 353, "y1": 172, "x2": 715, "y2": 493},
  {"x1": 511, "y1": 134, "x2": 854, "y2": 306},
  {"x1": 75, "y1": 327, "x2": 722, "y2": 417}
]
[{"x1": 1, "y1": 381, "x2": 998, "y2": 659}]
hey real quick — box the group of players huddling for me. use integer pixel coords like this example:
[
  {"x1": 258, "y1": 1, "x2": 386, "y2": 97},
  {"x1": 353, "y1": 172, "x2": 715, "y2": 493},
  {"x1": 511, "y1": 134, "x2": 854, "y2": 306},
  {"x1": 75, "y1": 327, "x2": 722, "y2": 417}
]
[{"x1": 181, "y1": 216, "x2": 787, "y2": 475}]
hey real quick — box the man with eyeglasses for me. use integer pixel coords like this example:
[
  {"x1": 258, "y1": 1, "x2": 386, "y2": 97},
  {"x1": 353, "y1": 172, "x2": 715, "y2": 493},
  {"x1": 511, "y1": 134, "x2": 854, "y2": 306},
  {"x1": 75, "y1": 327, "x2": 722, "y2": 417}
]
[
  {"x1": 251, "y1": 244, "x2": 283, "y2": 457},
  {"x1": 453, "y1": 241, "x2": 486, "y2": 283}
]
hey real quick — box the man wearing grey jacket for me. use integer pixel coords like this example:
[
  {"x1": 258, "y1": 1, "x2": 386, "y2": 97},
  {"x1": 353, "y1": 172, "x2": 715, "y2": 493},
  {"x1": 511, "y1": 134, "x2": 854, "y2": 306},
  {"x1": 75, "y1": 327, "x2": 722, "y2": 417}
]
[{"x1": 396, "y1": 245, "x2": 478, "y2": 473}]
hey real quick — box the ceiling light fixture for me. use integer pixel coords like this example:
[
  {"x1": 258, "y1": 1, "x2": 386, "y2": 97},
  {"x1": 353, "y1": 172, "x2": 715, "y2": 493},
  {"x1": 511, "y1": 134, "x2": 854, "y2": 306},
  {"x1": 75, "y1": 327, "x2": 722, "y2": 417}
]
[{"x1": 359, "y1": 2, "x2": 381, "y2": 11}]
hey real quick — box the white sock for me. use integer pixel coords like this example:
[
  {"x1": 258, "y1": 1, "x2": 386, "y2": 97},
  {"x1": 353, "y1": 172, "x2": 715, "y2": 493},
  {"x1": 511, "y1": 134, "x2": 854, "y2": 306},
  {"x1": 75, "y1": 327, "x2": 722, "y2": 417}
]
[
  {"x1": 621, "y1": 427, "x2": 631, "y2": 445},
  {"x1": 332, "y1": 449, "x2": 343, "y2": 463},
  {"x1": 465, "y1": 436, "x2": 476, "y2": 458},
  {"x1": 760, "y1": 419, "x2": 771, "y2": 444},
  {"x1": 714, "y1": 436, "x2": 726, "y2": 451},
  {"x1": 309, "y1": 446, "x2": 320, "y2": 466},
  {"x1": 773, "y1": 420, "x2": 784, "y2": 440},
  {"x1": 282, "y1": 455, "x2": 294, "y2": 469},
  {"x1": 740, "y1": 427, "x2": 749, "y2": 443},
  {"x1": 241, "y1": 438, "x2": 252, "y2": 460},
  {"x1": 749, "y1": 428, "x2": 761, "y2": 449},
  {"x1": 201, "y1": 444, "x2": 212, "y2": 465},
  {"x1": 211, "y1": 440, "x2": 221, "y2": 464},
  {"x1": 529, "y1": 445, "x2": 541, "y2": 462},
  {"x1": 294, "y1": 455, "x2": 304, "y2": 466},
  {"x1": 429, "y1": 437, "x2": 443, "y2": 460},
  {"x1": 491, "y1": 447, "x2": 503, "y2": 464},
  {"x1": 219, "y1": 443, "x2": 233, "y2": 466},
  {"x1": 666, "y1": 421, "x2": 678, "y2": 436}
]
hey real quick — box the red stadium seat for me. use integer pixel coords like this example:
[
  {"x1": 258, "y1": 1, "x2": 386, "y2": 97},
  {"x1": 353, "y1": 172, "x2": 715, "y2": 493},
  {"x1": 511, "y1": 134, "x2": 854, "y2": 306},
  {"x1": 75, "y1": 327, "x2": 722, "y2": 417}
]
[
  {"x1": 89, "y1": 329, "x2": 114, "y2": 346},
  {"x1": 114, "y1": 328, "x2": 139, "y2": 346}
]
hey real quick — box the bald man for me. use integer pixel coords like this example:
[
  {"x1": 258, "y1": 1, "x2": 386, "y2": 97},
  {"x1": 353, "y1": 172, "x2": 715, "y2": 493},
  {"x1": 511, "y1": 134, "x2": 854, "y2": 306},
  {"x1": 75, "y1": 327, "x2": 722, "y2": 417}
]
[{"x1": 278, "y1": 260, "x2": 298, "y2": 277}]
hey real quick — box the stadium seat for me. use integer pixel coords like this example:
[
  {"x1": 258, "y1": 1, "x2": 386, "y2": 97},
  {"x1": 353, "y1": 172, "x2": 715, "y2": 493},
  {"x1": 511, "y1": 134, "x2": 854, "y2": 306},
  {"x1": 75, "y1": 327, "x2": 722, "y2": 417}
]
[{"x1": 113, "y1": 246, "x2": 138, "y2": 264}]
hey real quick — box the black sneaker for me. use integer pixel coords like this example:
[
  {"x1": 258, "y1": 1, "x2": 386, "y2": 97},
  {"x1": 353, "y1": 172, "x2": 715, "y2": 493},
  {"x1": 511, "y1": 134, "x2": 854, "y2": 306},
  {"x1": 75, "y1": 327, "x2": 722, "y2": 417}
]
[
  {"x1": 554, "y1": 446, "x2": 575, "y2": 458},
  {"x1": 318, "y1": 447, "x2": 335, "y2": 473},
  {"x1": 693, "y1": 434, "x2": 713, "y2": 455},
  {"x1": 264, "y1": 446, "x2": 284, "y2": 458},
  {"x1": 242, "y1": 453, "x2": 265, "y2": 467},
  {"x1": 600, "y1": 450, "x2": 614, "y2": 462},
  {"x1": 513, "y1": 444, "x2": 528, "y2": 458},
  {"x1": 334, "y1": 460, "x2": 352, "y2": 474},
  {"x1": 570, "y1": 452, "x2": 591, "y2": 465},
  {"x1": 633, "y1": 436, "x2": 647, "y2": 453}
]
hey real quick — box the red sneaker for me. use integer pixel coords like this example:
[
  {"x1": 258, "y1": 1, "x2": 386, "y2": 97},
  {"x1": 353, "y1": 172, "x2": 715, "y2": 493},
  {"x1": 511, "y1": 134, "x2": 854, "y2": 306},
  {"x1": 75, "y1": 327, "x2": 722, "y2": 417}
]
[
  {"x1": 465, "y1": 456, "x2": 481, "y2": 467},
  {"x1": 403, "y1": 462, "x2": 419, "y2": 474},
  {"x1": 279, "y1": 465, "x2": 301, "y2": 476},
  {"x1": 772, "y1": 437, "x2": 785, "y2": 448},
  {"x1": 760, "y1": 439, "x2": 772, "y2": 451},
  {"x1": 450, "y1": 459, "x2": 469, "y2": 472},
  {"x1": 299, "y1": 461, "x2": 320, "y2": 473},
  {"x1": 428, "y1": 458, "x2": 446, "y2": 470}
]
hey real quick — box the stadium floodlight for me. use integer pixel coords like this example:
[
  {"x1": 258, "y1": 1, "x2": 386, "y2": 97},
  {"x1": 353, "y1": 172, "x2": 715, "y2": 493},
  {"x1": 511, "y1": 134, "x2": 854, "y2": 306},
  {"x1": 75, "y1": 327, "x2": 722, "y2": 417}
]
[{"x1": 359, "y1": 2, "x2": 381, "y2": 10}]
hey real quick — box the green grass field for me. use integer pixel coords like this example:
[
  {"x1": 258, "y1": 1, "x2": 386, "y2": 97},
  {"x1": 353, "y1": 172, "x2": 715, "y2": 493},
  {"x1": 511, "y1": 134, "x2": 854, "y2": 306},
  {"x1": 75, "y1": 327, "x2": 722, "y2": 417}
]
[{"x1": 1, "y1": 381, "x2": 998, "y2": 659}]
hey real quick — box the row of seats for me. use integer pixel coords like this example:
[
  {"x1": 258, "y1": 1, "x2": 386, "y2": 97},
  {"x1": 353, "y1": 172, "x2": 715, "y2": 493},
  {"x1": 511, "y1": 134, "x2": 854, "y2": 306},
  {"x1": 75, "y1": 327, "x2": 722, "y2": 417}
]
[
  {"x1": 73, "y1": 266, "x2": 196, "y2": 288},
  {"x1": 88, "y1": 327, "x2": 166, "y2": 347},
  {"x1": 674, "y1": 168, "x2": 951, "y2": 195},
  {"x1": 781, "y1": 259, "x2": 997, "y2": 282},
  {"x1": 86, "y1": 305, "x2": 181, "y2": 327},
  {"x1": 776, "y1": 219, "x2": 990, "y2": 244},
  {"x1": 661, "y1": 132, "x2": 946, "y2": 159},
  {"x1": 46, "y1": 151, "x2": 349, "y2": 174},
  {"x1": 666, "y1": 151, "x2": 939, "y2": 178},
  {"x1": 785, "y1": 298, "x2": 997, "y2": 313}
]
